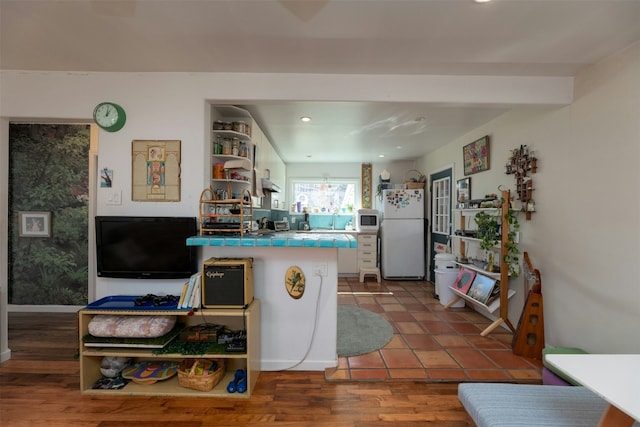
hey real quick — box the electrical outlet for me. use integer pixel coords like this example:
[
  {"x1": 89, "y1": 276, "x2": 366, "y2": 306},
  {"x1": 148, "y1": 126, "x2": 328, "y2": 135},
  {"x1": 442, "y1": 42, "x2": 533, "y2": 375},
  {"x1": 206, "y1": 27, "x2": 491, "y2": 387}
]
[{"x1": 312, "y1": 262, "x2": 328, "y2": 277}]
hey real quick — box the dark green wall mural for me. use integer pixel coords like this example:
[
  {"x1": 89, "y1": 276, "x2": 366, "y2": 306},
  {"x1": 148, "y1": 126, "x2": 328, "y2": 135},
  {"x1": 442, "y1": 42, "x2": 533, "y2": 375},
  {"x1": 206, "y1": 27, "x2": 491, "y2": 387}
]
[{"x1": 9, "y1": 124, "x2": 90, "y2": 305}]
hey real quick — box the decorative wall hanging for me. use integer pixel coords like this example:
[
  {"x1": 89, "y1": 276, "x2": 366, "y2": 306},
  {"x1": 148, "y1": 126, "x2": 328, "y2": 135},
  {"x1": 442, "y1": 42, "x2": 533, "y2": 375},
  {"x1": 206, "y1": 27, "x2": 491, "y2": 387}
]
[
  {"x1": 100, "y1": 168, "x2": 113, "y2": 188},
  {"x1": 132, "y1": 140, "x2": 181, "y2": 202},
  {"x1": 361, "y1": 162, "x2": 372, "y2": 209},
  {"x1": 505, "y1": 145, "x2": 538, "y2": 220},
  {"x1": 463, "y1": 135, "x2": 490, "y2": 176},
  {"x1": 19, "y1": 211, "x2": 51, "y2": 237},
  {"x1": 285, "y1": 266, "x2": 305, "y2": 299}
]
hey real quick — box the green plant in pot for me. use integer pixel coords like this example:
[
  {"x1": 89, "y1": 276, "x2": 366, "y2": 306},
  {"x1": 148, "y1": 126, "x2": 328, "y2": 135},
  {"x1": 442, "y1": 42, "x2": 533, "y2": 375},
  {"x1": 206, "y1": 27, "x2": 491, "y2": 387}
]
[
  {"x1": 474, "y1": 211, "x2": 501, "y2": 272},
  {"x1": 474, "y1": 205, "x2": 520, "y2": 277}
]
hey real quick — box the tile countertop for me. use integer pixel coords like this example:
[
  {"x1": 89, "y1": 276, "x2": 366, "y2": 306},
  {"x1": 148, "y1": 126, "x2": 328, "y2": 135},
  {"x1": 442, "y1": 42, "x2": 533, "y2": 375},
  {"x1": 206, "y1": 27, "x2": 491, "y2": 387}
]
[{"x1": 187, "y1": 232, "x2": 358, "y2": 248}]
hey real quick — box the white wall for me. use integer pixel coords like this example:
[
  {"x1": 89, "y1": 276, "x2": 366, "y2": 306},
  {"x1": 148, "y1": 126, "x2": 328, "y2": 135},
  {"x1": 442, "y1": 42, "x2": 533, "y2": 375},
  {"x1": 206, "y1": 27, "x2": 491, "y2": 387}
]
[
  {"x1": 0, "y1": 60, "x2": 633, "y2": 359},
  {"x1": 419, "y1": 42, "x2": 640, "y2": 353}
]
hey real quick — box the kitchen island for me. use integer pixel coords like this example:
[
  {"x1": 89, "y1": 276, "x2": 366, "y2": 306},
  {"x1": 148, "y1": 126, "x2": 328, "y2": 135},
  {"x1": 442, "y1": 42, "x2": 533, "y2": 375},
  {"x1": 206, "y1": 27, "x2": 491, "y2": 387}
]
[{"x1": 187, "y1": 232, "x2": 357, "y2": 371}]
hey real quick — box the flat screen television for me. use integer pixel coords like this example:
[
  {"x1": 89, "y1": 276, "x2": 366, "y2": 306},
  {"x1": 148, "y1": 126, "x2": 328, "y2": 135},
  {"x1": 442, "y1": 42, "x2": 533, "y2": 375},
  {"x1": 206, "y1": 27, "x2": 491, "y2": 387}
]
[{"x1": 95, "y1": 216, "x2": 198, "y2": 279}]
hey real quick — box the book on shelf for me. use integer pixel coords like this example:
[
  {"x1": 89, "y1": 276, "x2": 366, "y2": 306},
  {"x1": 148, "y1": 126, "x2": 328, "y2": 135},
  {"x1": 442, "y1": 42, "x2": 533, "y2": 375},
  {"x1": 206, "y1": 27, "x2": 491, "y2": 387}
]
[
  {"x1": 177, "y1": 282, "x2": 189, "y2": 307},
  {"x1": 452, "y1": 268, "x2": 476, "y2": 294},
  {"x1": 467, "y1": 274, "x2": 498, "y2": 305},
  {"x1": 181, "y1": 272, "x2": 201, "y2": 309}
]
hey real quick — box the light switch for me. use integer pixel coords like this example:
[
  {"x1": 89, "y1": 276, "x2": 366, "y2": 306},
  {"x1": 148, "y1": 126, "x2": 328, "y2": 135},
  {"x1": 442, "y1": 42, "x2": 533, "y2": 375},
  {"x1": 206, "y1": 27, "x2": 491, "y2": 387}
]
[{"x1": 106, "y1": 190, "x2": 122, "y2": 205}]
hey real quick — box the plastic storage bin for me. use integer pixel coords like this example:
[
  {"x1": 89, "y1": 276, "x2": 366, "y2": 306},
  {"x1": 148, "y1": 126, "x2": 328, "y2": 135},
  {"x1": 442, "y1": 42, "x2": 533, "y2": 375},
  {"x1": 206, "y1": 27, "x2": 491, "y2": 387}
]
[
  {"x1": 434, "y1": 253, "x2": 456, "y2": 297},
  {"x1": 436, "y1": 268, "x2": 465, "y2": 307}
]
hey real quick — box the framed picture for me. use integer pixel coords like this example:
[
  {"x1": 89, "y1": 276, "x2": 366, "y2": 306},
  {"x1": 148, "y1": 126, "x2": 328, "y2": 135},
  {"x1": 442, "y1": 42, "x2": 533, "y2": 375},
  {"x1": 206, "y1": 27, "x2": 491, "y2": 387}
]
[
  {"x1": 19, "y1": 211, "x2": 51, "y2": 237},
  {"x1": 452, "y1": 268, "x2": 476, "y2": 294},
  {"x1": 467, "y1": 273, "x2": 498, "y2": 304},
  {"x1": 361, "y1": 162, "x2": 372, "y2": 209},
  {"x1": 463, "y1": 135, "x2": 490, "y2": 176},
  {"x1": 456, "y1": 177, "x2": 471, "y2": 202},
  {"x1": 132, "y1": 140, "x2": 182, "y2": 202}
]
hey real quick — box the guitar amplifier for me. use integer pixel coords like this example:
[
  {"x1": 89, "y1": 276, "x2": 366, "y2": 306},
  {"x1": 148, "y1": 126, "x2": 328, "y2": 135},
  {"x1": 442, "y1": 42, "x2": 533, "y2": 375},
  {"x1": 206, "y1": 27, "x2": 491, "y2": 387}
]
[{"x1": 201, "y1": 257, "x2": 254, "y2": 308}]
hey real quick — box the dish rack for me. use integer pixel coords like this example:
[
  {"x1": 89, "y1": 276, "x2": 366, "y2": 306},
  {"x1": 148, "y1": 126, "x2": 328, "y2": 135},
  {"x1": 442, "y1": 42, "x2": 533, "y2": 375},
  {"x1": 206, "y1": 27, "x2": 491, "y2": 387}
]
[{"x1": 199, "y1": 187, "x2": 253, "y2": 236}]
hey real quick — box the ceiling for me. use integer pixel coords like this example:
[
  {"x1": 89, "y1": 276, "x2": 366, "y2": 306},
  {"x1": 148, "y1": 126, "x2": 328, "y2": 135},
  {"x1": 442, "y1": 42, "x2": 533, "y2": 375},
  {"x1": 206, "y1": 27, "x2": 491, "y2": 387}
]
[{"x1": 2, "y1": 0, "x2": 639, "y2": 163}]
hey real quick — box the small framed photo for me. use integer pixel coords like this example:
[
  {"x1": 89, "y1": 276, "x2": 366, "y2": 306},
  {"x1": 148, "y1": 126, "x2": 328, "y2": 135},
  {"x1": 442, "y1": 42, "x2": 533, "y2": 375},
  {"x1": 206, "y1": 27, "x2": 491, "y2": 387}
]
[
  {"x1": 19, "y1": 211, "x2": 51, "y2": 237},
  {"x1": 456, "y1": 177, "x2": 471, "y2": 203}
]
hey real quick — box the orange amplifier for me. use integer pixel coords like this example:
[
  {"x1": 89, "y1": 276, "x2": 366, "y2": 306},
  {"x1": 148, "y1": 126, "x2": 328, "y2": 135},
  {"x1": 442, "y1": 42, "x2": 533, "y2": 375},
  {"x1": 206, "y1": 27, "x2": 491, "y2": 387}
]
[{"x1": 201, "y1": 257, "x2": 254, "y2": 309}]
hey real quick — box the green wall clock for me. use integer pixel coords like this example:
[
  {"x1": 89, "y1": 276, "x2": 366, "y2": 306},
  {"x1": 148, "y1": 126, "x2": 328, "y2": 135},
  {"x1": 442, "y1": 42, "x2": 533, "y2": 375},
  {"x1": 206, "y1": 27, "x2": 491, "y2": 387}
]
[{"x1": 93, "y1": 102, "x2": 126, "y2": 132}]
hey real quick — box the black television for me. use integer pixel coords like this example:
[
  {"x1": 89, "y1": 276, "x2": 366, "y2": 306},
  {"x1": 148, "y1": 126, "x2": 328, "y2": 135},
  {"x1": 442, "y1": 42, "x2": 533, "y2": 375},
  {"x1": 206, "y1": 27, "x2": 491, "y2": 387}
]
[{"x1": 95, "y1": 216, "x2": 198, "y2": 279}]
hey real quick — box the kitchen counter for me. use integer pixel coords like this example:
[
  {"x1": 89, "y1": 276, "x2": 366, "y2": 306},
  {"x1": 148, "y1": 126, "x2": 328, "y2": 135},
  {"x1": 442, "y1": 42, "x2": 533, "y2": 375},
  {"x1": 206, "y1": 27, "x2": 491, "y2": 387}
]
[
  {"x1": 186, "y1": 231, "x2": 356, "y2": 372},
  {"x1": 187, "y1": 231, "x2": 358, "y2": 248}
]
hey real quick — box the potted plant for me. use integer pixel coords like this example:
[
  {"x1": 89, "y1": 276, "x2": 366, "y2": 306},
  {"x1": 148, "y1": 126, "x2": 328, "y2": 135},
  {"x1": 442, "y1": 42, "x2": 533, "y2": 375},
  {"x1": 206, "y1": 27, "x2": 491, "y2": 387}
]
[
  {"x1": 474, "y1": 204, "x2": 520, "y2": 277},
  {"x1": 474, "y1": 211, "x2": 501, "y2": 272}
]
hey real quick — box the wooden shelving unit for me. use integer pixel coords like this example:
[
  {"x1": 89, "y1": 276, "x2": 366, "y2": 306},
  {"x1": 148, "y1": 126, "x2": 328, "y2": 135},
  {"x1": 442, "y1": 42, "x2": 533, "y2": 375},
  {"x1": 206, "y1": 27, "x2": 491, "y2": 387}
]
[
  {"x1": 78, "y1": 299, "x2": 261, "y2": 398},
  {"x1": 446, "y1": 189, "x2": 516, "y2": 337}
]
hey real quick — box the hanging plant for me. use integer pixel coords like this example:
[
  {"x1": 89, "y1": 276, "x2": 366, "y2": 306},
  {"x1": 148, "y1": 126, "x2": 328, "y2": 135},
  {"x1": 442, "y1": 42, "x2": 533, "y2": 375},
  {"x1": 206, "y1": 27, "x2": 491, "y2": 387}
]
[
  {"x1": 503, "y1": 208, "x2": 521, "y2": 277},
  {"x1": 474, "y1": 202, "x2": 521, "y2": 277}
]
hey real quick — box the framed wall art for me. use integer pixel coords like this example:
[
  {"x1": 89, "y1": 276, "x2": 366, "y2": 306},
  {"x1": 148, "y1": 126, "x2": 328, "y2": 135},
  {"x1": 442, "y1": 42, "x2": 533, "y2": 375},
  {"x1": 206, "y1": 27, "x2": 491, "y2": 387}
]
[
  {"x1": 463, "y1": 135, "x2": 490, "y2": 176},
  {"x1": 361, "y1": 162, "x2": 372, "y2": 209},
  {"x1": 132, "y1": 140, "x2": 181, "y2": 202},
  {"x1": 456, "y1": 177, "x2": 471, "y2": 203},
  {"x1": 19, "y1": 211, "x2": 51, "y2": 237}
]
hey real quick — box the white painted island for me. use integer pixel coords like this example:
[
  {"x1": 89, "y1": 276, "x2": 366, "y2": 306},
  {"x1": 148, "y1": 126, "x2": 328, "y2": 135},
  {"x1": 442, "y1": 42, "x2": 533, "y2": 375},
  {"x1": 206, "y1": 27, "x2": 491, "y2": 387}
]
[{"x1": 187, "y1": 232, "x2": 357, "y2": 371}]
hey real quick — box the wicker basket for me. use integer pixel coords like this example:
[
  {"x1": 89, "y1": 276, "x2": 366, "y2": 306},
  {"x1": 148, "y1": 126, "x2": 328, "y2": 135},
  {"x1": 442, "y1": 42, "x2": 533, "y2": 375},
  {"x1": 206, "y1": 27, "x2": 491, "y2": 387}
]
[
  {"x1": 177, "y1": 358, "x2": 225, "y2": 392},
  {"x1": 404, "y1": 169, "x2": 426, "y2": 189}
]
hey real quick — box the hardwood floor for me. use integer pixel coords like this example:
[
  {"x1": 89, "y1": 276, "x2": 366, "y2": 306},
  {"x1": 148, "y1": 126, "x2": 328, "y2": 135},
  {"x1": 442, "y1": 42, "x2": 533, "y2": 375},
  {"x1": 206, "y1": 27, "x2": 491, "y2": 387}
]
[{"x1": 1, "y1": 312, "x2": 475, "y2": 426}]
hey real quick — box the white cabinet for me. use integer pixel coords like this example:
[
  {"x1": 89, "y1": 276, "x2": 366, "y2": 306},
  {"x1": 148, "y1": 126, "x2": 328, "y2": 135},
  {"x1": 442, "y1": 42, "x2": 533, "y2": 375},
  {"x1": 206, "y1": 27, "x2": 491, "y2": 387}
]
[
  {"x1": 357, "y1": 233, "x2": 378, "y2": 270},
  {"x1": 338, "y1": 247, "x2": 358, "y2": 275},
  {"x1": 256, "y1": 131, "x2": 286, "y2": 210}
]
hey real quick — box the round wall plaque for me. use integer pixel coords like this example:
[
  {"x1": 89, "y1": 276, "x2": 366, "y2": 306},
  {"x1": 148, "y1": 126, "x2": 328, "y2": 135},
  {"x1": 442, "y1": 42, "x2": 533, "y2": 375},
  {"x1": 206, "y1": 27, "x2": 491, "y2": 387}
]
[{"x1": 285, "y1": 266, "x2": 305, "y2": 299}]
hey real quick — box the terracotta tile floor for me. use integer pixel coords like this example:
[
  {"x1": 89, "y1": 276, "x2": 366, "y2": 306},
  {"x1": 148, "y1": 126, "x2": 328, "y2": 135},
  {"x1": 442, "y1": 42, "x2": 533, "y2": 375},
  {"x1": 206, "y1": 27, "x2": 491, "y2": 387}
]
[{"x1": 325, "y1": 276, "x2": 543, "y2": 383}]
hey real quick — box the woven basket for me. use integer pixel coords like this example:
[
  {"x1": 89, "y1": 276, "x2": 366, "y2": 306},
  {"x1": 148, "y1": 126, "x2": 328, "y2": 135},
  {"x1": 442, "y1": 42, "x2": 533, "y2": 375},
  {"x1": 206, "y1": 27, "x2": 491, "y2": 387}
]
[
  {"x1": 177, "y1": 358, "x2": 225, "y2": 392},
  {"x1": 404, "y1": 169, "x2": 426, "y2": 189}
]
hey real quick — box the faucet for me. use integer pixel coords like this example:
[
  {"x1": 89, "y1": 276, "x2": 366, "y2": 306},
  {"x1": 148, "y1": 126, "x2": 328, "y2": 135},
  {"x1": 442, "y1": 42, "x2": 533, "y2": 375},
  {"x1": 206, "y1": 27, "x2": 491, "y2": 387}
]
[{"x1": 330, "y1": 212, "x2": 336, "y2": 230}]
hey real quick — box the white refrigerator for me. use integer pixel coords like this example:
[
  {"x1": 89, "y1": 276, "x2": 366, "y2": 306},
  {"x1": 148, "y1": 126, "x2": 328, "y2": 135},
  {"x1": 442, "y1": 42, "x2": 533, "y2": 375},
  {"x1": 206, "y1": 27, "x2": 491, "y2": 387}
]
[{"x1": 380, "y1": 188, "x2": 425, "y2": 279}]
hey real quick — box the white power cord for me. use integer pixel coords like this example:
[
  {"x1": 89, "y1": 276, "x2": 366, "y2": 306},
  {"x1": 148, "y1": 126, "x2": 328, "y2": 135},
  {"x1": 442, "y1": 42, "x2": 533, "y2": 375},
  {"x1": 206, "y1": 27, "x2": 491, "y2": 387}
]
[{"x1": 276, "y1": 275, "x2": 323, "y2": 371}]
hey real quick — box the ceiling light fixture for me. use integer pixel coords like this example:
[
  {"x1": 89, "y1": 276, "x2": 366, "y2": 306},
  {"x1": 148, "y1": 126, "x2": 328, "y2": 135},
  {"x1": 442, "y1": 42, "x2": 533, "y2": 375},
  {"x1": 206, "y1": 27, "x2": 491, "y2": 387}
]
[
  {"x1": 473, "y1": 0, "x2": 492, "y2": 3},
  {"x1": 378, "y1": 154, "x2": 385, "y2": 158},
  {"x1": 300, "y1": 116, "x2": 311, "y2": 122}
]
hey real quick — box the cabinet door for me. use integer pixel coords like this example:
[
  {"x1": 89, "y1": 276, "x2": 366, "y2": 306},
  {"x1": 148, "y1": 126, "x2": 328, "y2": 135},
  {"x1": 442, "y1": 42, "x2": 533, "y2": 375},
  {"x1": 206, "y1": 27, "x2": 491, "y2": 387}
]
[{"x1": 338, "y1": 247, "x2": 358, "y2": 274}]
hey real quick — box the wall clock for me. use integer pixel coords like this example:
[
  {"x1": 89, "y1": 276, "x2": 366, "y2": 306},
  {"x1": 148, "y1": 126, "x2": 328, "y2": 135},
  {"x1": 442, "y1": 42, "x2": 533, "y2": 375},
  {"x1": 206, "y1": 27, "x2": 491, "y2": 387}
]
[
  {"x1": 285, "y1": 266, "x2": 305, "y2": 299},
  {"x1": 93, "y1": 102, "x2": 126, "y2": 132}
]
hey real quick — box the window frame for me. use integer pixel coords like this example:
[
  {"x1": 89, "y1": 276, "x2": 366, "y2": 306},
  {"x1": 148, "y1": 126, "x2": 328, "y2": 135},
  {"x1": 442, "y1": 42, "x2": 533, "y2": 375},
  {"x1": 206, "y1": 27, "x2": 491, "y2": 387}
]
[{"x1": 289, "y1": 177, "x2": 360, "y2": 214}]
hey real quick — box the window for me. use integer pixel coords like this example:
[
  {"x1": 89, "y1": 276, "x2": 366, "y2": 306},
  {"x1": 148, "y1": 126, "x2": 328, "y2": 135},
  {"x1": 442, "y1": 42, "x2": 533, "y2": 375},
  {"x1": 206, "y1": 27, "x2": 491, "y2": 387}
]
[
  {"x1": 291, "y1": 179, "x2": 358, "y2": 214},
  {"x1": 431, "y1": 176, "x2": 451, "y2": 235}
]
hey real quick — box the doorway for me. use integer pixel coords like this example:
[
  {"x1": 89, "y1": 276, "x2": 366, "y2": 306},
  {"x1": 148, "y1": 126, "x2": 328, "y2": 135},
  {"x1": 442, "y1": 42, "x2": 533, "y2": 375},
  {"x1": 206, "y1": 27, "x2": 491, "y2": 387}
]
[
  {"x1": 7, "y1": 123, "x2": 95, "y2": 309},
  {"x1": 428, "y1": 167, "x2": 452, "y2": 282}
]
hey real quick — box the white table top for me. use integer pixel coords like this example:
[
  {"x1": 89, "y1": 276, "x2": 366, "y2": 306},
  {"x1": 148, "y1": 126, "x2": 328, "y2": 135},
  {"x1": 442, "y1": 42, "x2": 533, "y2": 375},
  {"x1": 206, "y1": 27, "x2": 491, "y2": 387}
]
[{"x1": 545, "y1": 354, "x2": 640, "y2": 422}]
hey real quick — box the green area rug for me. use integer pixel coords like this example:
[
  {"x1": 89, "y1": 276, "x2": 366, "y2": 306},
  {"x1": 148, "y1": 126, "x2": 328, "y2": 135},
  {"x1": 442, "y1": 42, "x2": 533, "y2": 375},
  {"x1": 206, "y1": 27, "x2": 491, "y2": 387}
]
[{"x1": 337, "y1": 305, "x2": 393, "y2": 357}]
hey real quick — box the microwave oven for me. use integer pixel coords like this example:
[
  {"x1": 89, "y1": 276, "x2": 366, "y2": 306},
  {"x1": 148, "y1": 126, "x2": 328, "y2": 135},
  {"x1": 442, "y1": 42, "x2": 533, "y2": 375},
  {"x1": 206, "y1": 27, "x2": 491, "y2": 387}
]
[{"x1": 357, "y1": 209, "x2": 379, "y2": 232}]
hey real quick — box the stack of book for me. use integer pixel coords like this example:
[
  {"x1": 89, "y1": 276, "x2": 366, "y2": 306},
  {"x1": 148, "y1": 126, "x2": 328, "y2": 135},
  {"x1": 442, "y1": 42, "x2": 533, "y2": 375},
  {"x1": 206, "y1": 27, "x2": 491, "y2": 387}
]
[{"x1": 178, "y1": 272, "x2": 202, "y2": 309}]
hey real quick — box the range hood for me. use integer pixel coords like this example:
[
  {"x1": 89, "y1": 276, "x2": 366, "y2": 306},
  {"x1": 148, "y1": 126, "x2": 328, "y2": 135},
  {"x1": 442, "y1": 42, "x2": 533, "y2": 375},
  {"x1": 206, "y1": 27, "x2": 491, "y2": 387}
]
[{"x1": 261, "y1": 178, "x2": 280, "y2": 193}]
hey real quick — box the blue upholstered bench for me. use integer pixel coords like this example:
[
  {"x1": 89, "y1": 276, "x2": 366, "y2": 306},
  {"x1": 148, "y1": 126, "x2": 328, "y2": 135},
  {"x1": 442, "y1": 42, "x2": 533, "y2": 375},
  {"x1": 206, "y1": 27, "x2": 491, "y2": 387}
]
[{"x1": 458, "y1": 383, "x2": 640, "y2": 427}]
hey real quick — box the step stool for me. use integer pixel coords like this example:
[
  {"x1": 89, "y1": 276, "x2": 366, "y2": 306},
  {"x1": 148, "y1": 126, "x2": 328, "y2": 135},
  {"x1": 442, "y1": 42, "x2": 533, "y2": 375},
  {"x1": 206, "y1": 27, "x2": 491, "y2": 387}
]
[{"x1": 359, "y1": 267, "x2": 381, "y2": 283}]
